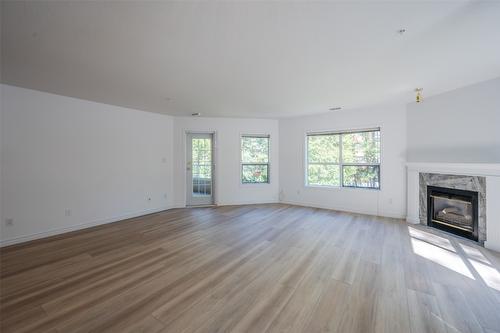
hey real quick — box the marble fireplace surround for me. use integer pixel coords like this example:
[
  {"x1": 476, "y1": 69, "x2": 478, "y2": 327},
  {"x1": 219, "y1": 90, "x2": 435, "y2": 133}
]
[
  {"x1": 418, "y1": 173, "x2": 486, "y2": 243},
  {"x1": 406, "y1": 162, "x2": 500, "y2": 252}
]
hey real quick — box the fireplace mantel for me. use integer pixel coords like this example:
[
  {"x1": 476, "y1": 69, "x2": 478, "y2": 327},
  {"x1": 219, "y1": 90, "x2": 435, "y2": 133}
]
[
  {"x1": 406, "y1": 162, "x2": 500, "y2": 252},
  {"x1": 406, "y1": 162, "x2": 500, "y2": 177}
]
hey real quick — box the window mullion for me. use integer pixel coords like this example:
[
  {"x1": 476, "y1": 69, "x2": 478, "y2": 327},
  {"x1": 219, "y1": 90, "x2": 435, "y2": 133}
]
[
  {"x1": 308, "y1": 162, "x2": 339, "y2": 166},
  {"x1": 339, "y1": 133, "x2": 343, "y2": 188},
  {"x1": 242, "y1": 161, "x2": 269, "y2": 165},
  {"x1": 342, "y1": 163, "x2": 380, "y2": 166}
]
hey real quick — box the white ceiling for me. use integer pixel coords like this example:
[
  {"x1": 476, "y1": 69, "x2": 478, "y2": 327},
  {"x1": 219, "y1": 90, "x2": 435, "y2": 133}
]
[{"x1": 2, "y1": 1, "x2": 500, "y2": 118}]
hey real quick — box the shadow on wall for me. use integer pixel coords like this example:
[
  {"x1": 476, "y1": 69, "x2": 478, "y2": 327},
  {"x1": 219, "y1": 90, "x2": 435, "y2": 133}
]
[{"x1": 407, "y1": 144, "x2": 500, "y2": 163}]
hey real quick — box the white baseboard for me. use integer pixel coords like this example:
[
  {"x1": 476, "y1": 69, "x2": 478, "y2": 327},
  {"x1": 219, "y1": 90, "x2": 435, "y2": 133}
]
[
  {"x1": 280, "y1": 200, "x2": 405, "y2": 219},
  {"x1": 217, "y1": 199, "x2": 280, "y2": 206},
  {"x1": 377, "y1": 210, "x2": 407, "y2": 220},
  {"x1": 172, "y1": 200, "x2": 279, "y2": 208},
  {"x1": 484, "y1": 241, "x2": 500, "y2": 253},
  {"x1": 0, "y1": 206, "x2": 174, "y2": 247}
]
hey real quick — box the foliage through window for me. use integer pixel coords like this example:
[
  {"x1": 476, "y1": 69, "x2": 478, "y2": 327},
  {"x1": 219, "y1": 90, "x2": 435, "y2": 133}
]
[
  {"x1": 192, "y1": 138, "x2": 212, "y2": 195},
  {"x1": 241, "y1": 135, "x2": 270, "y2": 184},
  {"x1": 306, "y1": 129, "x2": 380, "y2": 189}
]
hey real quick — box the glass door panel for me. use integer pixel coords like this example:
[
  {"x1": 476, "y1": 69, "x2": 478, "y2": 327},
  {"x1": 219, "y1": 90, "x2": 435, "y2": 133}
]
[{"x1": 186, "y1": 133, "x2": 214, "y2": 206}]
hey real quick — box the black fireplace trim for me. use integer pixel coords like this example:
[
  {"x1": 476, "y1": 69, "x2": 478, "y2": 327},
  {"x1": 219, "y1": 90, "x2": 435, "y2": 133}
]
[{"x1": 427, "y1": 185, "x2": 479, "y2": 241}]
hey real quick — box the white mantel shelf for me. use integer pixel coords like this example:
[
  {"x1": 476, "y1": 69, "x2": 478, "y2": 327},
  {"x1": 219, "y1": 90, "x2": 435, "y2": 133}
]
[
  {"x1": 406, "y1": 161, "x2": 500, "y2": 253},
  {"x1": 406, "y1": 162, "x2": 500, "y2": 177}
]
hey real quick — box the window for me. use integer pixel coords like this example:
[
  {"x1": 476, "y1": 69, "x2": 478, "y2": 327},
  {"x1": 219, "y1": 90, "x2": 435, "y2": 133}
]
[
  {"x1": 241, "y1": 135, "x2": 270, "y2": 184},
  {"x1": 306, "y1": 129, "x2": 380, "y2": 189}
]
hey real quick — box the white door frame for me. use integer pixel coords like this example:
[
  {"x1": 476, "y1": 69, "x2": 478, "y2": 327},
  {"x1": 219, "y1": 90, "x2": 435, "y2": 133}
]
[{"x1": 185, "y1": 131, "x2": 216, "y2": 206}]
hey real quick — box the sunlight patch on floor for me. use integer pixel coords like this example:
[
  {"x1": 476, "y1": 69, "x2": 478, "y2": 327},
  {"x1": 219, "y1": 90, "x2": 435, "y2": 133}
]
[
  {"x1": 411, "y1": 237, "x2": 474, "y2": 279},
  {"x1": 408, "y1": 226, "x2": 456, "y2": 252},
  {"x1": 459, "y1": 243, "x2": 500, "y2": 292},
  {"x1": 468, "y1": 259, "x2": 500, "y2": 291},
  {"x1": 459, "y1": 243, "x2": 491, "y2": 265}
]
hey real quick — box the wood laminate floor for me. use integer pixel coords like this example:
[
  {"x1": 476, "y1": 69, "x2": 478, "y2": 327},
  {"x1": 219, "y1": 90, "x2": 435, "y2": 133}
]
[{"x1": 1, "y1": 204, "x2": 500, "y2": 333}]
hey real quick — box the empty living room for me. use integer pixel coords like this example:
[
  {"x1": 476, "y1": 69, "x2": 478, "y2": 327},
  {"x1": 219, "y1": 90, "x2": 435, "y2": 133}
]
[{"x1": 1, "y1": 1, "x2": 500, "y2": 332}]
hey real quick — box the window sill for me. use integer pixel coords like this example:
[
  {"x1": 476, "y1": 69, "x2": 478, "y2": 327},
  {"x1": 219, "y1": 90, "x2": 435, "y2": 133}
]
[{"x1": 305, "y1": 185, "x2": 381, "y2": 191}]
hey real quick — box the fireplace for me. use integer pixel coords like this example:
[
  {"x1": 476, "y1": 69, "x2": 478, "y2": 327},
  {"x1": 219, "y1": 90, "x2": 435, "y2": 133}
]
[{"x1": 427, "y1": 185, "x2": 478, "y2": 241}]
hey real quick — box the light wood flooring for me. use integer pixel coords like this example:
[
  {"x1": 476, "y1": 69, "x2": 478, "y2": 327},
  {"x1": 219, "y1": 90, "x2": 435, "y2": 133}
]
[{"x1": 1, "y1": 204, "x2": 500, "y2": 333}]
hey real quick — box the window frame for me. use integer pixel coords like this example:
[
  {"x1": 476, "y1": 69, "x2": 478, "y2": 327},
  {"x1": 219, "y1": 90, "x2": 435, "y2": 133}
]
[
  {"x1": 240, "y1": 134, "x2": 271, "y2": 184},
  {"x1": 305, "y1": 128, "x2": 381, "y2": 190}
]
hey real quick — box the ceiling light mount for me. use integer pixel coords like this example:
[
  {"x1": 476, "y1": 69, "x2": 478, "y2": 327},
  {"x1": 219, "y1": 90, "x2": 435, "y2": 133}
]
[
  {"x1": 329, "y1": 107, "x2": 342, "y2": 111},
  {"x1": 415, "y1": 88, "x2": 423, "y2": 103}
]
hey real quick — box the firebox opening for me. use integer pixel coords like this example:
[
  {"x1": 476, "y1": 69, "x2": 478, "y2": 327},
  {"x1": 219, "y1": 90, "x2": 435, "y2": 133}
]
[{"x1": 427, "y1": 186, "x2": 478, "y2": 241}]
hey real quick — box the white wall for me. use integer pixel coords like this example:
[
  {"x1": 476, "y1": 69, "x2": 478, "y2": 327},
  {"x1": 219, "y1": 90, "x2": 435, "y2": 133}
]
[
  {"x1": 0, "y1": 85, "x2": 3, "y2": 240},
  {"x1": 0, "y1": 85, "x2": 174, "y2": 246},
  {"x1": 279, "y1": 103, "x2": 407, "y2": 219},
  {"x1": 407, "y1": 77, "x2": 500, "y2": 163},
  {"x1": 486, "y1": 176, "x2": 500, "y2": 252},
  {"x1": 173, "y1": 116, "x2": 279, "y2": 207}
]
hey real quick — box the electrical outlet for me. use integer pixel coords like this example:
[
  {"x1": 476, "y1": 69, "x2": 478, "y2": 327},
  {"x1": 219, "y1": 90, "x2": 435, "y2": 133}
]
[
  {"x1": 5, "y1": 218, "x2": 14, "y2": 226},
  {"x1": 147, "y1": 197, "x2": 152, "y2": 202}
]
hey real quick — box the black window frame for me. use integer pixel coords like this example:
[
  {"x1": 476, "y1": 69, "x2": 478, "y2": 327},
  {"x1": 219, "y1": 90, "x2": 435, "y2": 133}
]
[
  {"x1": 241, "y1": 135, "x2": 271, "y2": 184},
  {"x1": 306, "y1": 128, "x2": 381, "y2": 190}
]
